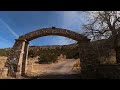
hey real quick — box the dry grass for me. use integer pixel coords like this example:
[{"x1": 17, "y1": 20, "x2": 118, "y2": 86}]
[
  {"x1": 0, "y1": 56, "x2": 9, "y2": 79},
  {"x1": 72, "y1": 59, "x2": 80, "y2": 70},
  {"x1": 99, "y1": 55, "x2": 116, "y2": 64},
  {"x1": 0, "y1": 56, "x2": 7, "y2": 68}
]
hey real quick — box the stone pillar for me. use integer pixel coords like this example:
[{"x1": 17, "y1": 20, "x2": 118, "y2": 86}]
[
  {"x1": 6, "y1": 39, "x2": 28, "y2": 78},
  {"x1": 17, "y1": 40, "x2": 26, "y2": 76},
  {"x1": 21, "y1": 41, "x2": 29, "y2": 76},
  {"x1": 78, "y1": 39, "x2": 99, "y2": 79}
]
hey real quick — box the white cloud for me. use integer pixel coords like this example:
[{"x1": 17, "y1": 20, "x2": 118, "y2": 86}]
[
  {"x1": 0, "y1": 36, "x2": 12, "y2": 44},
  {"x1": 0, "y1": 18, "x2": 19, "y2": 38},
  {"x1": 54, "y1": 11, "x2": 83, "y2": 44},
  {"x1": 61, "y1": 11, "x2": 78, "y2": 28},
  {"x1": 54, "y1": 36, "x2": 76, "y2": 45},
  {"x1": 0, "y1": 37, "x2": 13, "y2": 48}
]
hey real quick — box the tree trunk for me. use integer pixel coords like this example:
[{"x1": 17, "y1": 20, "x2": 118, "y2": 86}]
[
  {"x1": 115, "y1": 47, "x2": 120, "y2": 63},
  {"x1": 112, "y1": 29, "x2": 120, "y2": 63}
]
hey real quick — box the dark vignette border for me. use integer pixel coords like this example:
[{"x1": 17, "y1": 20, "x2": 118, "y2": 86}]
[{"x1": 0, "y1": 0, "x2": 119, "y2": 11}]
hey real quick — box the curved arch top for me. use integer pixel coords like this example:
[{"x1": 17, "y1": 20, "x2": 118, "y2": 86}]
[{"x1": 19, "y1": 27, "x2": 89, "y2": 42}]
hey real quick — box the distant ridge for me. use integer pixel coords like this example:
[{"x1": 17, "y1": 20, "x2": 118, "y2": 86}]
[
  {"x1": 29, "y1": 43, "x2": 78, "y2": 50},
  {"x1": 0, "y1": 43, "x2": 78, "y2": 50}
]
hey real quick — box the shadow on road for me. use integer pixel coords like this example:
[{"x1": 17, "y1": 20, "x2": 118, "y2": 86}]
[{"x1": 24, "y1": 73, "x2": 82, "y2": 79}]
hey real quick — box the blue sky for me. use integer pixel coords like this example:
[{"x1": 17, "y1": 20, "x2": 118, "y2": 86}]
[{"x1": 0, "y1": 11, "x2": 86, "y2": 48}]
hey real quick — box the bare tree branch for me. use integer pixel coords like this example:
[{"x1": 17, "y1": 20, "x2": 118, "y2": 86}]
[{"x1": 81, "y1": 11, "x2": 120, "y2": 41}]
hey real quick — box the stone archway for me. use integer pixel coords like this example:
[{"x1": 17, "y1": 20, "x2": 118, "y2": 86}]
[{"x1": 5, "y1": 27, "x2": 90, "y2": 78}]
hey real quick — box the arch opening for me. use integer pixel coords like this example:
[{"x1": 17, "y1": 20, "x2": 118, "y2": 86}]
[
  {"x1": 29, "y1": 35, "x2": 77, "y2": 46},
  {"x1": 5, "y1": 27, "x2": 89, "y2": 78},
  {"x1": 26, "y1": 42, "x2": 81, "y2": 78}
]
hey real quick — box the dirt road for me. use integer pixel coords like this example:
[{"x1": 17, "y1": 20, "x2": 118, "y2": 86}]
[
  {"x1": 0, "y1": 57, "x2": 81, "y2": 79},
  {"x1": 26, "y1": 59, "x2": 81, "y2": 79}
]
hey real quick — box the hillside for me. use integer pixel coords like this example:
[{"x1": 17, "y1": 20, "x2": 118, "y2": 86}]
[{"x1": 0, "y1": 43, "x2": 79, "y2": 56}]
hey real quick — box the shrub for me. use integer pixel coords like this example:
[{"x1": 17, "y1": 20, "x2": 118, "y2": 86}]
[
  {"x1": 38, "y1": 51, "x2": 59, "y2": 64},
  {"x1": 0, "y1": 49, "x2": 10, "y2": 56}
]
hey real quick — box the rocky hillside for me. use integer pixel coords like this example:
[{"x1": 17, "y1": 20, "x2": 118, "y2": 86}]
[{"x1": 0, "y1": 43, "x2": 79, "y2": 58}]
